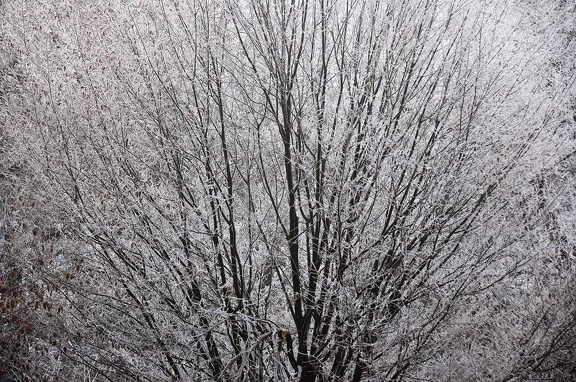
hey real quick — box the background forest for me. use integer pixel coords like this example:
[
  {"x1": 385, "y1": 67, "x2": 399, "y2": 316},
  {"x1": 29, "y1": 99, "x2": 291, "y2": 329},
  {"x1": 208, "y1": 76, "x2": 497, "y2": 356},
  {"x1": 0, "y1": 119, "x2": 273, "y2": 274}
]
[{"x1": 2, "y1": 0, "x2": 576, "y2": 381}]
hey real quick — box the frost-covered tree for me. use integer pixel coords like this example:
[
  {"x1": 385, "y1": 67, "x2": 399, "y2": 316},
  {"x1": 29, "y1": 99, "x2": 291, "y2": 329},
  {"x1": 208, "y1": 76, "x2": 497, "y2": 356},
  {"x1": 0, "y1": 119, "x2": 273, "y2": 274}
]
[{"x1": 1, "y1": 0, "x2": 576, "y2": 381}]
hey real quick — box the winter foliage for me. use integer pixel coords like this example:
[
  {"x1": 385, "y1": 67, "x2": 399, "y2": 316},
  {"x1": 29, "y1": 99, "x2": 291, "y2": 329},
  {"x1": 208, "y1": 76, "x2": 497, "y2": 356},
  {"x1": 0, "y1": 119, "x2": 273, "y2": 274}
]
[{"x1": 1, "y1": 0, "x2": 576, "y2": 381}]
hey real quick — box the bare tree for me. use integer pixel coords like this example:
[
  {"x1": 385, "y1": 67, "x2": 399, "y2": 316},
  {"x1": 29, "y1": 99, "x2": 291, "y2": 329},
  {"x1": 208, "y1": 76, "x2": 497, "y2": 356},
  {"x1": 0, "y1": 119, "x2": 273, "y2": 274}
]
[{"x1": 1, "y1": 0, "x2": 575, "y2": 381}]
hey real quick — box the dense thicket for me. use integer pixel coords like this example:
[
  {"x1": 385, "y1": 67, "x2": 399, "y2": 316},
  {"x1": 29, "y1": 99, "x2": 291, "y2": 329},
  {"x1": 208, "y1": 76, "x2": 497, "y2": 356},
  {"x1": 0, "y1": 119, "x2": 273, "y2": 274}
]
[{"x1": 2, "y1": 0, "x2": 576, "y2": 381}]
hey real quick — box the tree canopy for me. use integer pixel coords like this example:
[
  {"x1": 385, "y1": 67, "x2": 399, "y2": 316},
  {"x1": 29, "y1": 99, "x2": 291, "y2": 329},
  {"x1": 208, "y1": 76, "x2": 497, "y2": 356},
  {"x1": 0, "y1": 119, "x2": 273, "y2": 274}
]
[{"x1": 1, "y1": 0, "x2": 576, "y2": 381}]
